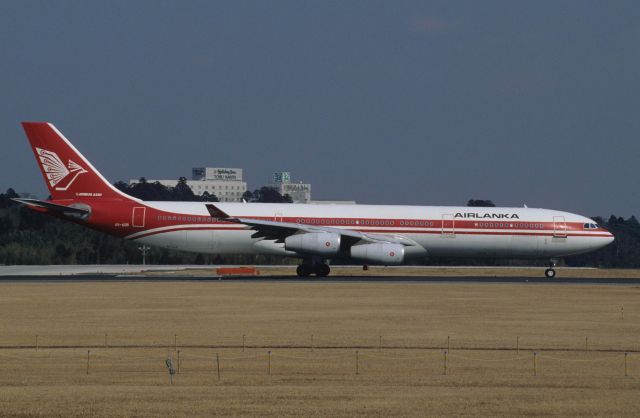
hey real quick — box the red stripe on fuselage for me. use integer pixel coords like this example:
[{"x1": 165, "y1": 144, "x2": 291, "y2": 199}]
[
  {"x1": 147, "y1": 214, "x2": 595, "y2": 232},
  {"x1": 129, "y1": 226, "x2": 611, "y2": 240}
]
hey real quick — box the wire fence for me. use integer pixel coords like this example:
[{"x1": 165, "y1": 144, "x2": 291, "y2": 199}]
[
  {"x1": 2, "y1": 334, "x2": 638, "y2": 353},
  {"x1": 0, "y1": 343, "x2": 635, "y2": 383}
]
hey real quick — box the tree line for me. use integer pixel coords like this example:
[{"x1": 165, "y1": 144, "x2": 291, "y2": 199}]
[
  {"x1": 0, "y1": 181, "x2": 292, "y2": 265},
  {"x1": 115, "y1": 178, "x2": 292, "y2": 203},
  {"x1": 1, "y1": 187, "x2": 638, "y2": 267}
]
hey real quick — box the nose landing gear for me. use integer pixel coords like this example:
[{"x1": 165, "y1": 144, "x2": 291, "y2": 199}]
[{"x1": 544, "y1": 260, "x2": 558, "y2": 278}]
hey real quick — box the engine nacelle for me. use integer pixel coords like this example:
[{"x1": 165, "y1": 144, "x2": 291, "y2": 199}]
[
  {"x1": 284, "y1": 232, "x2": 341, "y2": 256},
  {"x1": 350, "y1": 243, "x2": 405, "y2": 265}
]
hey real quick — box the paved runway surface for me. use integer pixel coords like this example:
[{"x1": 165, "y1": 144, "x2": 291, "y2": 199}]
[{"x1": 0, "y1": 275, "x2": 639, "y2": 284}]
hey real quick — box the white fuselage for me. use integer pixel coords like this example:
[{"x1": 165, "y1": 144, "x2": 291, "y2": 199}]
[{"x1": 127, "y1": 202, "x2": 613, "y2": 260}]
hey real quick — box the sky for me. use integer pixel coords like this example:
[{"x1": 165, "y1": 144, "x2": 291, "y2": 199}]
[{"x1": 1, "y1": 1, "x2": 638, "y2": 217}]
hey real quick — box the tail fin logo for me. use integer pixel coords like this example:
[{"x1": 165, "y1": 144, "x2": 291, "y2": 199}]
[{"x1": 35, "y1": 147, "x2": 88, "y2": 191}]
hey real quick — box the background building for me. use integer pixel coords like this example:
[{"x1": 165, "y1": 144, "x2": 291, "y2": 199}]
[
  {"x1": 271, "y1": 171, "x2": 311, "y2": 203},
  {"x1": 192, "y1": 167, "x2": 242, "y2": 182},
  {"x1": 130, "y1": 167, "x2": 247, "y2": 202}
]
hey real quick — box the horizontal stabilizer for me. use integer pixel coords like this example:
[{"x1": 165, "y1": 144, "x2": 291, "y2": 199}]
[{"x1": 11, "y1": 198, "x2": 90, "y2": 216}]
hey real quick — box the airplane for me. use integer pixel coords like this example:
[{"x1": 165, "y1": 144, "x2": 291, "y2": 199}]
[{"x1": 13, "y1": 122, "x2": 614, "y2": 278}]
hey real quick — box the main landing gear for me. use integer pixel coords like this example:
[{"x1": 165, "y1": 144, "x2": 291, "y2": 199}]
[
  {"x1": 544, "y1": 260, "x2": 557, "y2": 278},
  {"x1": 296, "y1": 262, "x2": 330, "y2": 277}
]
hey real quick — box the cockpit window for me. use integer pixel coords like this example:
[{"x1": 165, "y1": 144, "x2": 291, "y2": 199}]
[{"x1": 583, "y1": 223, "x2": 599, "y2": 229}]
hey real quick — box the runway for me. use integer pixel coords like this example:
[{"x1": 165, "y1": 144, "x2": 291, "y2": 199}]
[{"x1": 0, "y1": 274, "x2": 639, "y2": 284}]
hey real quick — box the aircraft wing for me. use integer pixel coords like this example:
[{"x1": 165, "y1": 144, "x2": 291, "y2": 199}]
[{"x1": 205, "y1": 204, "x2": 417, "y2": 246}]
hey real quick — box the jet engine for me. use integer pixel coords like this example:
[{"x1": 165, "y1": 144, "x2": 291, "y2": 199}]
[
  {"x1": 350, "y1": 243, "x2": 405, "y2": 265},
  {"x1": 284, "y1": 232, "x2": 341, "y2": 256}
]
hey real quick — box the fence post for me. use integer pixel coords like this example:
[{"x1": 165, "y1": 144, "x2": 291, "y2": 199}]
[
  {"x1": 443, "y1": 351, "x2": 448, "y2": 375},
  {"x1": 355, "y1": 351, "x2": 359, "y2": 375},
  {"x1": 533, "y1": 352, "x2": 537, "y2": 376},
  {"x1": 242, "y1": 334, "x2": 245, "y2": 352},
  {"x1": 165, "y1": 357, "x2": 175, "y2": 385},
  {"x1": 35, "y1": 335, "x2": 38, "y2": 352},
  {"x1": 216, "y1": 353, "x2": 220, "y2": 381},
  {"x1": 174, "y1": 334, "x2": 177, "y2": 351},
  {"x1": 447, "y1": 336, "x2": 450, "y2": 352},
  {"x1": 268, "y1": 351, "x2": 271, "y2": 376},
  {"x1": 516, "y1": 336, "x2": 519, "y2": 355},
  {"x1": 86, "y1": 350, "x2": 90, "y2": 375},
  {"x1": 311, "y1": 334, "x2": 314, "y2": 352},
  {"x1": 624, "y1": 352, "x2": 628, "y2": 377},
  {"x1": 621, "y1": 306, "x2": 624, "y2": 320},
  {"x1": 177, "y1": 350, "x2": 181, "y2": 374}
]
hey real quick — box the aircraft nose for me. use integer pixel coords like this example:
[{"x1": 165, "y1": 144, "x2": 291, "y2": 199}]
[
  {"x1": 594, "y1": 229, "x2": 615, "y2": 250},
  {"x1": 605, "y1": 230, "x2": 615, "y2": 245}
]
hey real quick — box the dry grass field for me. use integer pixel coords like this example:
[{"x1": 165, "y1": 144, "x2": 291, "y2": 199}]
[{"x1": 0, "y1": 280, "x2": 639, "y2": 417}]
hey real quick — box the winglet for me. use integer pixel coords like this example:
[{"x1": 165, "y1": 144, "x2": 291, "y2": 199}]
[{"x1": 205, "y1": 203, "x2": 232, "y2": 220}]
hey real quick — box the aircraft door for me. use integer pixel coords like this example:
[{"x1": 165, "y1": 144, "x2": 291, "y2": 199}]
[
  {"x1": 132, "y1": 207, "x2": 146, "y2": 228},
  {"x1": 441, "y1": 214, "x2": 455, "y2": 236},
  {"x1": 553, "y1": 216, "x2": 567, "y2": 238}
]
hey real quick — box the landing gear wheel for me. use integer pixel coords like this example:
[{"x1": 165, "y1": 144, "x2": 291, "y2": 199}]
[
  {"x1": 315, "y1": 264, "x2": 330, "y2": 277},
  {"x1": 296, "y1": 265, "x2": 311, "y2": 277},
  {"x1": 544, "y1": 268, "x2": 556, "y2": 278}
]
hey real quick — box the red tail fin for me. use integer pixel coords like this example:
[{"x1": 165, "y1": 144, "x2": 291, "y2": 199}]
[{"x1": 21, "y1": 122, "x2": 134, "y2": 201}]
